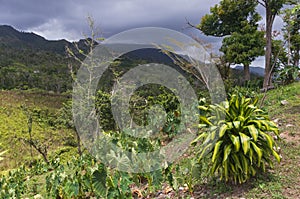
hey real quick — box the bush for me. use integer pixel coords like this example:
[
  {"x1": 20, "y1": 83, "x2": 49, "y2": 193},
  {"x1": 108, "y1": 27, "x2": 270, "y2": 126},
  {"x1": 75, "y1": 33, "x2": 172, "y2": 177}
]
[
  {"x1": 275, "y1": 65, "x2": 299, "y2": 85},
  {"x1": 228, "y1": 84, "x2": 259, "y2": 99},
  {"x1": 192, "y1": 94, "x2": 281, "y2": 183}
]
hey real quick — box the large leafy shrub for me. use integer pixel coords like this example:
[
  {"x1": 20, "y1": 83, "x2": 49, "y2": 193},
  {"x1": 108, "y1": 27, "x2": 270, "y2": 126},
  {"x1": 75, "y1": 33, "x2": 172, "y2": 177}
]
[
  {"x1": 275, "y1": 65, "x2": 299, "y2": 85},
  {"x1": 192, "y1": 95, "x2": 281, "y2": 183}
]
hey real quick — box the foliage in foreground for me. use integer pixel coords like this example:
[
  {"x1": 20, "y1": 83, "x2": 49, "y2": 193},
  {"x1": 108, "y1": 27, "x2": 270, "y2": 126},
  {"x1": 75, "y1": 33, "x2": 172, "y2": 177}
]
[
  {"x1": 0, "y1": 154, "x2": 177, "y2": 198},
  {"x1": 193, "y1": 94, "x2": 281, "y2": 183},
  {"x1": 1, "y1": 84, "x2": 293, "y2": 197}
]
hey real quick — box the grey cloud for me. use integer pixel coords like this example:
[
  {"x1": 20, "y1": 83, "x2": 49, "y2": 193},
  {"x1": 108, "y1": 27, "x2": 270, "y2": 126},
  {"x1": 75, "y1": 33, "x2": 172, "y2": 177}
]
[
  {"x1": 0, "y1": 0, "x2": 65, "y2": 27},
  {"x1": 0, "y1": 0, "x2": 220, "y2": 40},
  {"x1": 0, "y1": 0, "x2": 285, "y2": 67}
]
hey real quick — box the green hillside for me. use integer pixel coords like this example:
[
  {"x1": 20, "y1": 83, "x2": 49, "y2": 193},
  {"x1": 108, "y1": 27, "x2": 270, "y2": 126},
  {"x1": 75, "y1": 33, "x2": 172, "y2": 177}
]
[
  {"x1": 0, "y1": 82, "x2": 299, "y2": 198},
  {"x1": 0, "y1": 25, "x2": 95, "y2": 92},
  {"x1": 0, "y1": 90, "x2": 75, "y2": 169}
]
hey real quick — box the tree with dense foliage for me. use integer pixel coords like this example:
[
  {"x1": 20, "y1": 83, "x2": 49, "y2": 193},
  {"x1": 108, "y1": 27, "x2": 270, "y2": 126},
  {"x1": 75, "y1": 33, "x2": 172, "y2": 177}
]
[
  {"x1": 198, "y1": 0, "x2": 259, "y2": 36},
  {"x1": 195, "y1": 0, "x2": 291, "y2": 89},
  {"x1": 220, "y1": 24, "x2": 265, "y2": 81},
  {"x1": 195, "y1": 0, "x2": 263, "y2": 81}
]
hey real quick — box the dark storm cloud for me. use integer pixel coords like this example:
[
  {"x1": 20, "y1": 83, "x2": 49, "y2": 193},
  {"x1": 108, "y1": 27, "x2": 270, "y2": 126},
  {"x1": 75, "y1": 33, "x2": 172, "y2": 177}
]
[
  {"x1": 0, "y1": 0, "x2": 286, "y2": 67},
  {"x1": 0, "y1": 0, "x2": 66, "y2": 27},
  {"x1": 0, "y1": 0, "x2": 220, "y2": 40}
]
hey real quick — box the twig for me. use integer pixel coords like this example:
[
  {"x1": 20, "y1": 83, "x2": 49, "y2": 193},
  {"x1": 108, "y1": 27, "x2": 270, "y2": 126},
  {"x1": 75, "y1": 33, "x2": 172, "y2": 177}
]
[
  {"x1": 259, "y1": 40, "x2": 287, "y2": 107},
  {"x1": 185, "y1": 17, "x2": 199, "y2": 29}
]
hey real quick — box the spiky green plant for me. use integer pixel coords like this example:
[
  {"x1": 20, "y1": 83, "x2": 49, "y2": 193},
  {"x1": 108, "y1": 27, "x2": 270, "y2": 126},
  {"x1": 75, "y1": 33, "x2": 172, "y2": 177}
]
[{"x1": 192, "y1": 94, "x2": 281, "y2": 183}]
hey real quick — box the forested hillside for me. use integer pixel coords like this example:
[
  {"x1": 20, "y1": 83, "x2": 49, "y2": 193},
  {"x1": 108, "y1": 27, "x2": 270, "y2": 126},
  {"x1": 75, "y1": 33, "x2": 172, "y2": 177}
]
[{"x1": 0, "y1": 25, "x2": 95, "y2": 92}]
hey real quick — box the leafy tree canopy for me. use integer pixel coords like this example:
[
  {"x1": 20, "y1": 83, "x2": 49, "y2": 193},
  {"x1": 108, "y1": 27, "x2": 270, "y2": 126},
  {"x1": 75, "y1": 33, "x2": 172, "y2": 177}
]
[
  {"x1": 220, "y1": 24, "x2": 265, "y2": 67},
  {"x1": 198, "y1": 0, "x2": 260, "y2": 37}
]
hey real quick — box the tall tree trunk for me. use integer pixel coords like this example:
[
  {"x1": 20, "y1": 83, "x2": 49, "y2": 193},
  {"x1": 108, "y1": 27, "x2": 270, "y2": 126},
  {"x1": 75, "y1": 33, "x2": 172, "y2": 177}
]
[
  {"x1": 287, "y1": 31, "x2": 291, "y2": 66},
  {"x1": 295, "y1": 47, "x2": 300, "y2": 67},
  {"x1": 76, "y1": 131, "x2": 82, "y2": 156},
  {"x1": 263, "y1": 5, "x2": 275, "y2": 89},
  {"x1": 244, "y1": 63, "x2": 251, "y2": 82}
]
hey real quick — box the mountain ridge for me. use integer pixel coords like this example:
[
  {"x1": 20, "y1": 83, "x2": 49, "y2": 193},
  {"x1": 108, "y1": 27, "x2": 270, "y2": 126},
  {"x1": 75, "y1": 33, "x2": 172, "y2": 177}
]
[
  {"x1": 0, "y1": 25, "x2": 267, "y2": 76},
  {"x1": 0, "y1": 25, "x2": 93, "y2": 55},
  {"x1": 233, "y1": 65, "x2": 265, "y2": 76}
]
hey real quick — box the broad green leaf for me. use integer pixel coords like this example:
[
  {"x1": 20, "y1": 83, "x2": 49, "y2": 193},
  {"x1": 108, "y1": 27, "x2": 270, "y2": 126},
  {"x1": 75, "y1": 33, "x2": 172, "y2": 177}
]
[
  {"x1": 260, "y1": 131, "x2": 274, "y2": 149},
  {"x1": 219, "y1": 124, "x2": 228, "y2": 138},
  {"x1": 229, "y1": 134, "x2": 240, "y2": 152},
  {"x1": 198, "y1": 124, "x2": 207, "y2": 128},
  {"x1": 252, "y1": 97, "x2": 258, "y2": 106},
  {"x1": 199, "y1": 143, "x2": 213, "y2": 161},
  {"x1": 210, "y1": 130, "x2": 217, "y2": 141},
  {"x1": 199, "y1": 116, "x2": 212, "y2": 125},
  {"x1": 248, "y1": 125, "x2": 258, "y2": 141},
  {"x1": 268, "y1": 122, "x2": 279, "y2": 135},
  {"x1": 238, "y1": 116, "x2": 245, "y2": 122},
  {"x1": 223, "y1": 160, "x2": 229, "y2": 181},
  {"x1": 240, "y1": 154, "x2": 249, "y2": 175},
  {"x1": 248, "y1": 120, "x2": 262, "y2": 129},
  {"x1": 233, "y1": 121, "x2": 241, "y2": 129},
  {"x1": 107, "y1": 150, "x2": 132, "y2": 171},
  {"x1": 223, "y1": 144, "x2": 232, "y2": 163},
  {"x1": 64, "y1": 181, "x2": 79, "y2": 197},
  {"x1": 92, "y1": 169, "x2": 107, "y2": 197},
  {"x1": 249, "y1": 148, "x2": 253, "y2": 164},
  {"x1": 211, "y1": 158, "x2": 220, "y2": 174},
  {"x1": 250, "y1": 166, "x2": 256, "y2": 176},
  {"x1": 232, "y1": 95, "x2": 239, "y2": 108},
  {"x1": 253, "y1": 108, "x2": 264, "y2": 114},
  {"x1": 226, "y1": 122, "x2": 233, "y2": 129},
  {"x1": 239, "y1": 132, "x2": 250, "y2": 154},
  {"x1": 259, "y1": 120, "x2": 272, "y2": 130},
  {"x1": 272, "y1": 150, "x2": 281, "y2": 163},
  {"x1": 212, "y1": 141, "x2": 223, "y2": 162},
  {"x1": 198, "y1": 105, "x2": 208, "y2": 111},
  {"x1": 232, "y1": 153, "x2": 242, "y2": 171},
  {"x1": 250, "y1": 141, "x2": 262, "y2": 166},
  {"x1": 230, "y1": 162, "x2": 236, "y2": 173},
  {"x1": 191, "y1": 132, "x2": 207, "y2": 145}
]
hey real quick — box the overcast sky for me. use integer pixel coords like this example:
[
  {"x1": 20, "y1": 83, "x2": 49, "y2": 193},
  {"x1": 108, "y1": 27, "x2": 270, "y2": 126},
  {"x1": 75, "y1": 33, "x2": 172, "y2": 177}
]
[
  {"x1": 0, "y1": 0, "x2": 221, "y2": 40},
  {"x1": 0, "y1": 0, "x2": 287, "y2": 67}
]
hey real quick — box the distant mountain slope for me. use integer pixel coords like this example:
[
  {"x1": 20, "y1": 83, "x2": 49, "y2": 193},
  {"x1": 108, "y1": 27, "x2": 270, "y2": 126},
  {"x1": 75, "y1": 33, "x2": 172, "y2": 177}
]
[
  {"x1": 0, "y1": 25, "x2": 95, "y2": 55},
  {"x1": 0, "y1": 25, "x2": 71, "y2": 55},
  {"x1": 0, "y1": 25, "x2": 264, "y2": 92},
  {"x1": 233, "y1": 65, "x2": 265, "y2": 76}
]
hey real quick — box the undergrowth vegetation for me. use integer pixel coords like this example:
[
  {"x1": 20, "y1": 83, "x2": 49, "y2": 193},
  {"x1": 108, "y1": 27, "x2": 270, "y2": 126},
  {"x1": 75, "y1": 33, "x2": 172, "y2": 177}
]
[{"x1": 1, "y1": 80, "x2": 296, "y2": 198}]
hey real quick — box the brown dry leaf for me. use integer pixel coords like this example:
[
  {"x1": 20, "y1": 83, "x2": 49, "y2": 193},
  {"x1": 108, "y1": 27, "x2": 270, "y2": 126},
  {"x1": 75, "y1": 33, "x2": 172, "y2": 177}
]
[
  {"x1": 163, "y1": 186, "x2": 173, "y2": 194},
  {"x1": 132, "y1": 189, "x2": 143, "y2": 198}
]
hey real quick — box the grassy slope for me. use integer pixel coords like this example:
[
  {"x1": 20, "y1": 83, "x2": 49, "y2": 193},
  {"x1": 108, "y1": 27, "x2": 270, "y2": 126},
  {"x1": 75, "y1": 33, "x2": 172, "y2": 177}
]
[
  {"x1": 253, "y1": 82, "x2": 300, "y2": 199},
  {"x1": 0, "y1": 90, "x2": 73, "y2": 169}
]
